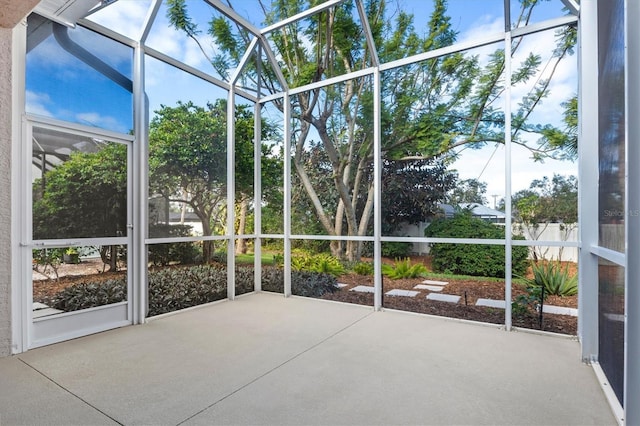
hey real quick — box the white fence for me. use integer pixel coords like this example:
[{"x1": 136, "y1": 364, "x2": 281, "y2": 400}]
[{"x1": 395, "y1": 222, "x2": 579, "y2": 262}]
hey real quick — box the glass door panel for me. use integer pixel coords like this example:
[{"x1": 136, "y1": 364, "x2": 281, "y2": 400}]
[{"x1": 28, "y1": 120, "x2": 133, "y2": 348}]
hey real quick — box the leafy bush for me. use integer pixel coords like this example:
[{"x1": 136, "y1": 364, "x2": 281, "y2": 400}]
[
  {"x1": 51, "y1": 278, "x2": 126, "y2": 311},
  {"x1": 382, "y1": 258, "x2": 428, "y2": 279},
  {"x1": 235, "y1": 266, "x2": 256, "y2": 295},
  {"x1": 290, "y1": 253, "x2": 345, "y2": 277},
  {"x1": 148, "y1": 224, "x2": 201, "y2": 266},
  {"x1": 50, "y1": 263, "x2": 338, "y2": 317},
  {"x1": 272, "y1": 253, "x2": 284, "y2": 266},
  {"x1": 381, "y1": 241, "x2": 412, "y2": 258},
  {"x1": 512, "y1": 284, "x2": 543, "y2": 317},
  {"x1": 527, "y1": 261, "x2": 577, "y2": 297},
  {"x1": 353, "y1": 261, "x2": 374, "y2": 275},
  {"x1": 424, "y1": 211, "x2": 528, "y2": 277},
  {"x1": 261, "y1": 266, "x2": 338, "y2": 297},
  {"x1": 148, "y1": 265, "x2": 227, "y2": 315},
  {"x1": 210, "y1": 251, "x2": 227, "y2": 264}
]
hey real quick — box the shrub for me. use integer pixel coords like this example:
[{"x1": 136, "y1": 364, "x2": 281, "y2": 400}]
[
  {"x1": 527, "y1": 261, "x2": 577, "y2": 297},
  {"x1": 382, "y1": 258, "x2": 428, "y2": 279},
  {"x1": 272, "y1": 253, "x2": 284, "y2": 266},
  {"x1": 50, "y1": 264, "x2": 338, "y2": 317},
  {"x1": 147, "y1": 265, "x2": 227, "y2": 315},
  {"x1": 210, "y1": 251, "x2": 227, "y2": 264},
  {"x1": 290, "y1": 253, "x2": 345, "y2": 277},
  {"x1": 381, "y1": 241, "x2": 412, "y2": 258},
  {"x1": 353, "y1": 261, "x2": 374, "y2": 275},
  {"x1": 261, "y1": 266, "x2": 338, "y2": 297},
  {"x1": 424, "y1": 211, "x2": 528, "y2": 277},
  {"x1": 148, "y1": 224, "x2": 200, "y2": 266},
  {"x1": 360, "y1": 241, "x2": 411, "y2": 258},
  {"x1": 51, "y1": 278, "x2": 126, "y2": 311},
  {"x1": 235, "y1": 266, "x2": 256, "y2": 295}
]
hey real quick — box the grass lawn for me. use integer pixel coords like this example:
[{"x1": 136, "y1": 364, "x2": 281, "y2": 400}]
[{"x1": 235, "y1": 251, "x2": 278, "y2": 265}]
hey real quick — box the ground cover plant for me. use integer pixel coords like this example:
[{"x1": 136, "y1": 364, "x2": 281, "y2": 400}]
[{"x1": 33, "y1": 254, "x2": 577, "y2": 335}]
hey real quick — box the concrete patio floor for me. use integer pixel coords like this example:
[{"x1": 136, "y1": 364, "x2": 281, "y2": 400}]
[{"x1": 0, "y1": 292, "x2": 616, "y2": 425}]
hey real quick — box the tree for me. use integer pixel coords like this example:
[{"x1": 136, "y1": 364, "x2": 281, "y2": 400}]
[
  {"x1": 167, "y1": 0, "x2": 577, "y2": 260},
  {"x1": 512, "y1": 173, "x2": 578, "y2": 260},
  {"x1": 33, "y1": 143, "x2": 127, "y2": 271},
  {"x1": 447, "y1": 178, "x2": 488, "y2": 206},
  {"x1": 148, "y1": 99, "x2": 278, "y2": 260},
  {"x1": 381, "y1": 158, "x2": 457, "y2": 232}
]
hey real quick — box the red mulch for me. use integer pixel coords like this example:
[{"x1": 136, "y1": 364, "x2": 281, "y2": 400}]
[{"x1": 323, "y1": 273, "x2": 577, "y2": 335}]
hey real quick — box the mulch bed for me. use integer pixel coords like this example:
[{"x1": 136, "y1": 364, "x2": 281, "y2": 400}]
[
  {"x1": 322, "y1": 273, "x2": 578, "y2": 335},
  {"x1": 33, "y1": 258, "x2": 578, "y2": 335}
]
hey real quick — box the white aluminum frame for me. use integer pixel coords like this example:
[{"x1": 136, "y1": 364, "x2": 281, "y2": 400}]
[
  {"x1": 625, "y1": 0, "x2": 640, "y2": 422},
  {"x1": 15, "y1": 0, "x2": 587, "y2": 353},
  {"x1": 23, "y1": 115, "x2": 135, "y2": 349},
  {"x1": 17, "y1": 0, "x2": 640, "y2": 421}
]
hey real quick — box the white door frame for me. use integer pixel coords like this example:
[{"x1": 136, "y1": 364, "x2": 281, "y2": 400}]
[{"x1": 21, "y1": 115, "x2": 135, "y2": 349}]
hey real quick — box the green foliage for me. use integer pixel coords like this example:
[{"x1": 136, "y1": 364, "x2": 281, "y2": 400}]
[
  {"x1": 381, "y1": 258, "x2": 428, "y2": 279},
  {"x1": 353, "y1": 262, "x2": 374, "y2": 276},
  {"x1": 527, "y1": 261, "x2": 578, "y2": 297},
  {"x1": 32, "y1": 248, "x2": 64, "y2": 280},
  {"x1": 147, "y1": 265, "x2": 227, "y2": 316},
  {"x1": 48, "y1": 263, "x2": 337, "y2": 316},
  {"x1": 512, "y1": 174, "x2": 578, "y2": 227},
  {"x1": 51, "y1": 278, "x2": 126, "y2": 312},
  {"x1": 261, "y1": 266, "x2": 338, "y2": 297},
  {"x1": 210, "y1": 251, "x2": 227, "y2": 264},
  {"x1": 511, "y1": 285, "x2": 543, "y2": 317},
  {"x1": 447, "y1": 178, "x2": 488, "y2": 205},
  {"x1": 148, "y1": 224, "x2": 201, "y2": 266},
  {"x1": 381, "y1": 159, "x2": 457, "y2": 229},
  {"x1": 425, "y1": 211, "x2": 528, "y2": 277},
  {"x1": 167, "y1": 0, "x2": 576, "y2": 261},
  {"x1": 233, "y1": 266, "x2": 255, "y2": 295},
  {"x1": 381, "y1": 242, "x2": 412, "y2": 258},
  {"x1": 149, "y1": 100, "x2": 278, "y2": 261},
  {"x1": 290, "y1": 253, "x2": 345, "y2": 277},
  {"x1": 272, "y1": 253, "x2": 284, "y2": 266}
]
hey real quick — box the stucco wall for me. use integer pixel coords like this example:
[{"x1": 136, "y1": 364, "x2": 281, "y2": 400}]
[{"x1": 0, "y1": 26, "x2": 12, "y2": 357}]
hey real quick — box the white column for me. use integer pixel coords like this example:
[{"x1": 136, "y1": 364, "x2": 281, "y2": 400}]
[
  {"x1": 373, "y1": 68, "x2": 382, "y2": 311},
  {"x1": 624, "y1": 0, "x2": 640, "y2": 421},
  {"x1": 504, "y1": 31, "x2": 513, "y2": 331},
  {"x1": 132, "y1": 43, "x2": 148, "y2": 323},
  {"x1": 227, "y1": 90, "x2": 236, "y2": 300},
  {"x1": 578, "y1": 0, "x2": 600, "y2": 361}
]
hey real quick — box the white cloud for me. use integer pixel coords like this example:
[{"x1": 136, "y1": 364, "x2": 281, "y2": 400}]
[
  {"x1": 458, "y1": 15, "x2": 504, "y2": 46},
  {"x1": 86, "y1": 0, "x2": 152, "y2": 40},
  {"x1": 75, "y1": 112, "x2": 123, "y2": 131},
  {"x1": 25, "y1": 91, "x2": 54, "y2": 117}
]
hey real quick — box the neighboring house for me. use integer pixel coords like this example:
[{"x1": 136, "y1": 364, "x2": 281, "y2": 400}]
[
  {"x1": 438, "y1": 203, "x2": 506, "y2": 223},
  {"x1": 394, "y1": 203, "x2": 577, "y2": 261}
]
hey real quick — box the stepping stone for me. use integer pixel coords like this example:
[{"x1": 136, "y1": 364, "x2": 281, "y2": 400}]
[
  {"x1": 350, "y1": 285, "x2": 375, "y2": 293},
  {"x1": 414, "y1": 284, "x2": 444, "y2": 292},
  {"x1": 426, "y1": 293, "x2": 460, "y2": 303},
  {"x1": 335, "y1": 283, "x2": 348, "y2": 288},
  {"x1": 476, "y1": 298, "x2": 506, "y2": 309},
  {"x1": 422, "y1": 279, "x2": 448, "y2": 286},
  {"x1": 32, "y1": 302, "x2": 49, "y2": 310},
  {"x1": 543, "y1": 305, "x2": 578, "y2": 317},
  {"x1": 385, "y1": 289, "x2": 419, "y2": 297}
]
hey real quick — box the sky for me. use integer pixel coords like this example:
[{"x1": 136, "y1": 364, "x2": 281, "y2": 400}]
[{"x1": 26, "y1": 0, "x2": 578, "y2": 203}]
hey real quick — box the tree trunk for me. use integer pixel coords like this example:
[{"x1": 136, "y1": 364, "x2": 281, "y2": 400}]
[
  {"x1": 235, "y1": 198, "x2": 248, "y2": 255},
  {"x1": 200, "y1": 218, "x2": 214, "y2": 263}
]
